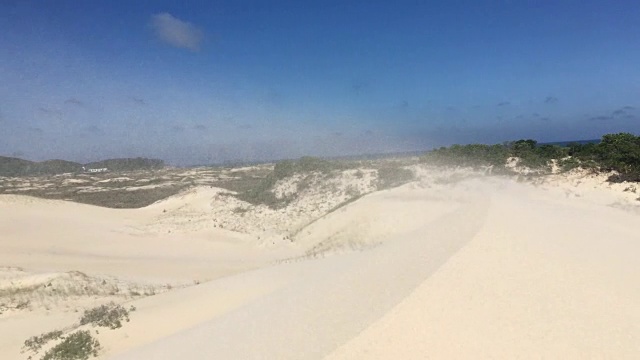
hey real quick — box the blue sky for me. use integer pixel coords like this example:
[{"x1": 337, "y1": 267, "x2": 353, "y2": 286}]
[{"x1": 1, "y1": 1, "x2": 639, "y2": 165}]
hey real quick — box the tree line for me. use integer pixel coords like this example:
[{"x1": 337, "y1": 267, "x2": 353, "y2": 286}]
[{"x1": 421, "y1": 132, "x2": 640, "y2": 182}]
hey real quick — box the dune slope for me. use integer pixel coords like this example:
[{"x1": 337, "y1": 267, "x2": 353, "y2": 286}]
[
  {"x1": 2, "y1": 172, "x2": 639, "y2": 359},
  {"x1": 114, "y1": 178, "x2": 640, "y2": 360}
]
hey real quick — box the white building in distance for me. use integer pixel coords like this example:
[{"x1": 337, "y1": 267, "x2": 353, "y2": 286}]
[{"x1": 82, "y1": 166, "x2": 108, "y2": 173}]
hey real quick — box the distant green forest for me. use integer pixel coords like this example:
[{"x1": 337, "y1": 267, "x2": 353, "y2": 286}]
[
  {"x1": 0, "y1": 157, "x2": 165, "y2": 177},
  {"x1": 422, "y1": 132, "x2": 640, "y2": 182}
]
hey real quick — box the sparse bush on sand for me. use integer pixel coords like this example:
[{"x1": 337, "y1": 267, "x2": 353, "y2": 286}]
[
  {"x1": 79, "y1": 302, "x2": 133, "y2": 329},
  {"x1": 23, "y1": 302, "x2": 136, "y2": 359},
  {"x1": 236, "y1": 156, "x2": 417, "y2": 207},
  {"x1": 23, "y1": 330, "x2": 64, "y2": 354},
  {"x1": 273, "y1": 156, "x2": 343, "y2": 179},
  {"x1": 558, "y1": 157, "x2": 581, "y2": 172},
  {"x1": 236, "y1": 156, "x2": 345, "y2": 208},
  {"x1": 40, "y1": 330, "x2": 100, "y2": 360},
  {"x1": 377, "y1": 166, "x2": 415, "y2": 189}
]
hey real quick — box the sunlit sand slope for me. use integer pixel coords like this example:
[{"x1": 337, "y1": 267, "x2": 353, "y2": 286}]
[
  {"x1": 327, "y1": 180, "x2": 640, "y2": 359},
  {"x1": 114, "y1": 178, "x2": 640, "y2": 359},
  {"x1": 0, "y1": 193, "x2": 280, "y2": 284}
]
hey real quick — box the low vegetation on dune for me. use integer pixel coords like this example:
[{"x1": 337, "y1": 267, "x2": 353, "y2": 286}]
[
  {"x1": 569, "y1": 133, "x2": 640, "y2": 181},
  {"x1": 83, "y1": 158, "x2": 164, "y2": 172},
  {"x1": 376, "y1": 164, "x2": 416, "y2": 189},
  {"x1": 39, "y1": 330, "x2": 101, "y2": 360},
  {"x1": 3, "y1": 132, "x2": 635, "y2": 213},
  {"x1": 422, "y1": 132, "x2": 640, "y2": 182},
  {"x1": 0, "y1": 157, "x2": 181, "y2": 208},
  {"x1": 234, "y1": 156, "x2": 417, "y2": 209},
  {"x1": 0, "y1": 157, "x2": 164, "y2": 177},
  {"x1": 79, "y1": 302, "x2": 133, "y2": 330},
  {"x1": 0, "y1": 165, "x2": 251, "y2": 208},
  {"x1": 423, "y1": 138, "x2": 570, "y2": 172},
  {"x1": 50, "y1": 185, "x2": 189, "y2": 209},
  {"x1": 235, "y1": 157, "x2": 349, "y2": 208},
  {"x1": 22, "y1": 303, "x2": 135, "y2": 360}
]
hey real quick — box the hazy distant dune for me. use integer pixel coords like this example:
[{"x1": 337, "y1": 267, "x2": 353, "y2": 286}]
[{"x1": 0, "y1": 156, "x2": 164, "y2": 177}]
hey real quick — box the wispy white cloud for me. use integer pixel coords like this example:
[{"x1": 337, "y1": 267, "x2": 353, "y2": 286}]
[{"x1": 151, "y1": 13, "x2": 203, "y2": 52}]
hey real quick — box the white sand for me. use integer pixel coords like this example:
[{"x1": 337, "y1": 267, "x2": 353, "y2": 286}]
[
  {"x1": 328, "y1": 179, "x2": 640, "y2": 359},
  {"x1": 1, "y1": 169, "x2": 639, "y2": 359}
]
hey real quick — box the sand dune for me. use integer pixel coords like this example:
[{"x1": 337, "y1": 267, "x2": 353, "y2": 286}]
[
  {"x1": 0, "y1": 192, "x2": 283, "y2": 284},
  {"x1": 113, "y1": 183, "x2": 488, "y2": 359},
  {"x1": 1, "y1": 169, "x2": 639, "y2": 359},
  {"x1": 328, "y1": 180, "x2": 640, "y2": 359}
]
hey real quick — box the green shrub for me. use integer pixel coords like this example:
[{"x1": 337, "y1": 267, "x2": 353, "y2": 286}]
[
  {"x1": 377, "y1": 166, "x2": 415, "y2": 189},
  {"x1": 517, "y1": 154, "x2": 551, "y2": 170},
  {"x1": 23, "y1": 330, "x2": 63, "y2": 353},
  {"x1": 273, "y1": 160, "x2": 296, "y2": 180},
  {"x1": 567, "y1": 133, "x2": 640, "y2": 180},
  {"x1": 273, "y1": 156, "x2": 340, "y2": 179},
  {"x1": 236, "y1": 157, "x2": 343, "y2": 209},
  {"x1": 420, "y1": 134, "x2": 639, "y2": 181},
  {"x1": 79, "y1": 303, "x2": 132, "y2": 330},
  {"x1": 422, "y1": 143, "x2": 509, "y2": 167},
  {"x1": 234, "y1": 176, "x2": 285, "y2": 209},
  {"x1": 597, "y1": 133, "x2": 640, "y2": 175},
  {"x1": 41, "y1": 330, "x2": 100, "y2": 360},
  {"x1": 558, "y1": 157, "x2": 581, "y2": 172}
]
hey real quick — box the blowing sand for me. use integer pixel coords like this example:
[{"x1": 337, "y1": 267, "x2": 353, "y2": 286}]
[{"x1": 1, "y1": 168, "x2": 639, "y2": 359}]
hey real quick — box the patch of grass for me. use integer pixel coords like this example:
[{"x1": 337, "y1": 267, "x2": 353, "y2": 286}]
[
  {"x1": 79, "y1": 302, "x2": 133, "y2": 330},
  {"x1": 232, "y1": 206, "x2": 250, "y2": 215},
  {"x1": 23, "y1": 330, "x2": 64, "y2": 353},
  {"x1": 345, "y1": 184, "x2": 360, "y2": 197},
  {"x1": 233, "y1": 174, "x2": 286, "y2": 209},
  {"x1": 16, "y1": 185, "x2": 188, "y2": 208},
  {"x1": 517, "y1": 155, "x2": 552, "y2": 172},
  {"x1": 295, "y1": 175, "x2": 314, "y2": 193},
  {"x1": 69, "y1": 186, "x2": 188, "y2": 208},
  {"x1": 214, "y1": 177, "x2": 265, "y2": 193},
  {"x1": 40, "y1": 330, "x2": 100, "y2": 360},
  {"x1": 376, "y1": 166, "x2": 415, "y2": 189},
  {"x1": 272, "y1": 156, "x2": 345, "y2": 179},
  {"x1": 558, "y1": 157, "x2": 581, "y2": 172},
  {"x1": 233, "y1": 157, "x2": 350, "y2": 209},
  {"x1": 0, "y1": 285, "x2": 38, "y2": 297},
  {"x1": 16, "y1": 299, "x2": 31, "y2": 309}
]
